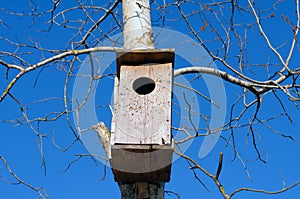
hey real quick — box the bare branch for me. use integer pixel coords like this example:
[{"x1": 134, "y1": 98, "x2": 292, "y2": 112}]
[
  {"x1": 0, "y1": 155, "x2": 48, "y2": 199},
  {"x1": 229, "y1": 180, "x2": 300, "y2": 198},
  {"x1": 0, "y1": 46, "x2": 121, "y2": 102}
]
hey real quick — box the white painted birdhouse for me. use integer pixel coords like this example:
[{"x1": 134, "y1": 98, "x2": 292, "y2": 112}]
[{"x1": 109, "y1": 49, "x2": 174, "y2": 183}]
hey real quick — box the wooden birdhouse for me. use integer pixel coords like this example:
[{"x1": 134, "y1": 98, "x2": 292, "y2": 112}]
[{"x1": 110, "y1": 49, "x2": 174, "y2": 183}]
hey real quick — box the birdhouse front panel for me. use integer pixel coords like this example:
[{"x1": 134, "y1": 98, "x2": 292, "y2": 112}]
[{"x1": 112, "y1": 62, "x2": 173, "y2": 145}]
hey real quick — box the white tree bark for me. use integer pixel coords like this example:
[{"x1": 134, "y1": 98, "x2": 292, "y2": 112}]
[{"x1": 122, "y1": 0, "x2": 154, "y2": 49}]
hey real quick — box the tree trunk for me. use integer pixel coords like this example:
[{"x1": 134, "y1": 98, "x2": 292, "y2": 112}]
[
  {"x1": 118, "y1": 0, "x2": 164, "y2": 198},
  {"x1": 122, "y1": 0, "x2": 154, "y2": 50},
  {"x1": 119, "y1": 182, "x2": 165, "y2": 199}
]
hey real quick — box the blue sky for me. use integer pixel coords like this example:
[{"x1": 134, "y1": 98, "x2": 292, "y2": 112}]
[{"x1": 1, "y1": 1, "x2": 300, "y2": 198}]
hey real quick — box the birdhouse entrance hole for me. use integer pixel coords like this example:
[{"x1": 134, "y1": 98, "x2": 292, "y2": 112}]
[{"x1": 132, "y1": 77, "x2": 155, "y2": 95}]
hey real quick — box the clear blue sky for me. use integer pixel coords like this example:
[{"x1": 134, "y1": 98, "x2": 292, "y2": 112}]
[{"x1": 0, "y1": 1, "x2": 300, "y2": 199}]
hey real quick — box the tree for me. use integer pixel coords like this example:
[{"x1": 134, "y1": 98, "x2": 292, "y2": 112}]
[{"x1": 0, "y1": 0, "x2": 300, "y2": 198}]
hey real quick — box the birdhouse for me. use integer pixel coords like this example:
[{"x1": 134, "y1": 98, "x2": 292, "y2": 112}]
[{"x1": 110, "y1": 49, "x2": 174, "y2": 183}]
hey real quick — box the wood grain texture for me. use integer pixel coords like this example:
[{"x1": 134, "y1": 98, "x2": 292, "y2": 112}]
[{"x1": 112, "y1": 63, "x2": 173, "y2": 145}]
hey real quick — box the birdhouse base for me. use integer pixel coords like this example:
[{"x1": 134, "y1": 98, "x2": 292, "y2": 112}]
[{"x1": 110, "y1": 144, "x2": 173, "y2": 183}]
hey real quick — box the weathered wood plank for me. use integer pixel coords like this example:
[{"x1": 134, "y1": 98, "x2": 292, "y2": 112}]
[{"x1": 112, "y1": 63, "x2": 173, "y2": 145}]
